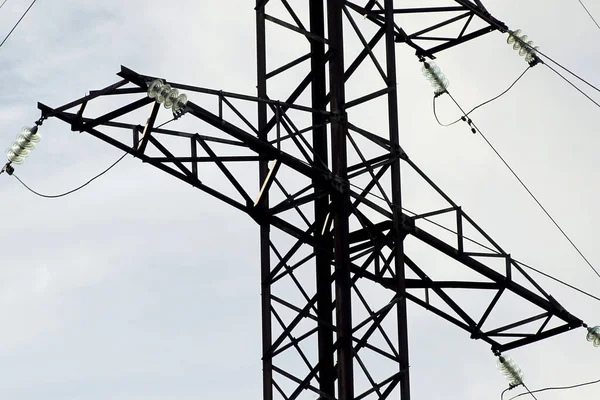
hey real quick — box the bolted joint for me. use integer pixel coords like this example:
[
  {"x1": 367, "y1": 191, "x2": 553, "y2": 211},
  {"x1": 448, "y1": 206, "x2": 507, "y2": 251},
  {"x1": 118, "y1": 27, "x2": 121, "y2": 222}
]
[
  {"x1": 1, "y1": 163, "x2": 14, "y2": 175},
  {"x1": 332, "y1": 176, "x2": 349, "y2": 193},
  {"x1": 399, "y1": 213, "x2": 415, "y2": 234},
  {"x1": 395, "y1": 28, "x2": 409, "y2": 44},
  {"x1": 470, "y1": 330, "x2": 482, "y2": 340},
  {"x1": 329, "y1": 110, "x2": 348, "y2": 124},
  {"x1": 323, "y1": 172, "x2": 349, "y2": 194},
  {"x1": 399, "y1": 364, "x2": 410, "y2": 379},
  {"x1": 35, "y1": 113, "x2": 48, "y2": 126},
  {"x1": 547, "y1": 295, "x2": 565, "y2": 312},
  {"x1": 246, "y1": 205, "x2": 270, "y2": 225}
]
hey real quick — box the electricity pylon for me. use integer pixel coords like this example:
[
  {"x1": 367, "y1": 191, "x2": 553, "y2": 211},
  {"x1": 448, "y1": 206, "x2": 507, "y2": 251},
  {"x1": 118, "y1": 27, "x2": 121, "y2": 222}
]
[{"x1": 31, "y1": 1, "x2": 584, "y2": 400}]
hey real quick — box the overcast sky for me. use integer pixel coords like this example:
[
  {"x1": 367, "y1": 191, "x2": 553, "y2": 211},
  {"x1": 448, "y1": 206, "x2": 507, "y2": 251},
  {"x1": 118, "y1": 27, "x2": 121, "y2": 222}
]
[{"x1": 1, "y1": 0, "x2": 600, "y2": 399}]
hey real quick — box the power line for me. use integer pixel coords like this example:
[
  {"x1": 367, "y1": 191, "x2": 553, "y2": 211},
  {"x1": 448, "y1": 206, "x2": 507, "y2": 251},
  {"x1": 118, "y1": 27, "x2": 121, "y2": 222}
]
[
  {"x1": 514, "y1": 259, "x2": 600, "y2": 303},
  {"x1": 502, "y1": 33, "x2": 600, "y2": 119},
  {"x1": 411, "y1": 207, "x2": 600, "y2": 303},
  {"x1": 576, "y1": 0, "x2": 600, "y2": 30},
  {"x1": 525, "y1": 45, "x2": 600, "y2": 96},
  {"x1": 433, "y1": 66, "x2": 531, "y2": 127},
  {"x1": 522, "y1": 383, "x2": 539, "y2": 400},
  {"x1": 543, "y1": 53, "x2": 600, "y2": 95},
  {"x1": 0, "y1": 0, "x2": 9, "y2": 10},
  {"x1": 10, "y1": 117, "x2": 176, "y2": 199},
  {"x1": 13, "y1": 152, "x2": 128, "y2": 198},
  {"x1": 444, "y1": 90, "x2": 600, "y2": 281},
  {"x1": 543, "y1": 62, "x2": 600, "y2": 109},
  {"x1": 156, "y1": 118, "x2": 176, "y2": 129},
  {"x1": 508, "y1": 377, "x2": 600, "y2": 399},
  {"x1": 432, "y1": 96, "x2": 456, "y2": 127},
  {"x1": 9, "y1": 106, "x2": 600, "y2": 303},
  {"x1": 347, "y1": 182, "x2": 600, "y2": 304},
  {"x1": 0, "y1": 0, "x2": 38, "y2": 49}
]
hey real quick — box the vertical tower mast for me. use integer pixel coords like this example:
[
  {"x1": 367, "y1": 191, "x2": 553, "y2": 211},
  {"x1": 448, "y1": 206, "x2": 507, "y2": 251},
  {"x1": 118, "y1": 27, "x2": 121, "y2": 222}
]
[{"x1": 31, "y1": 2, "x2": 586, "y2": 400}]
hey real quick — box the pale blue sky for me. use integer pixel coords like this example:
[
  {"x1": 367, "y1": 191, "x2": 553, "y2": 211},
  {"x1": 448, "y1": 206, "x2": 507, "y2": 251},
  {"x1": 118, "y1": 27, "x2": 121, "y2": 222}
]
[{"x1": 1, "y1": 1, "x2": 600, "y2": 399}]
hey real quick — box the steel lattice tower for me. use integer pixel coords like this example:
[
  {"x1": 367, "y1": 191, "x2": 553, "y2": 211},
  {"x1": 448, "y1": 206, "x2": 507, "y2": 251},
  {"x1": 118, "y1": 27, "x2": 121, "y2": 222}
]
[{"x1": 32, "y1": 1, "x2": 585, "y2": 400}]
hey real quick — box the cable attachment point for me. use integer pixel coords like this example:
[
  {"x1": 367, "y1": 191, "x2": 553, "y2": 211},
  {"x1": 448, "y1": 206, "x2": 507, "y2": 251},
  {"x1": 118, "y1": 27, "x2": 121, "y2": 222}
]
[
  {"x1": 527, "y1": 54, "x2": 542, "y2": 68},
  {"x1": 35, "y1": 115, "x2": 47, "y2": 126},
  {"x1": 586, "y1": 325, "x2": 600, "y2": 347},
  {"x1": 507, "y1": 29, "x2": 540, "y2": 66},
  {"x1": 460, "y1": 116, "x2": 476, "y2": 134},
  {"x1": 497, "y1": 355, "x2": 524, "y2": 388},
  {"x1": 1, "y1": 162, "x2": 14, "y2": 176},
  {"x1": 421, "y1": 61, "x2": 449, "y2": 96}
]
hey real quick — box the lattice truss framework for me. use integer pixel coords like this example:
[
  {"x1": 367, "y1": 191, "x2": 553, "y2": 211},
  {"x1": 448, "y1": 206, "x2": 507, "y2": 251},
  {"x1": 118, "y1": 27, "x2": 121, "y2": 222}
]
[{"x1": 36, "y1": 1, "x2": 581, "y2": 400}]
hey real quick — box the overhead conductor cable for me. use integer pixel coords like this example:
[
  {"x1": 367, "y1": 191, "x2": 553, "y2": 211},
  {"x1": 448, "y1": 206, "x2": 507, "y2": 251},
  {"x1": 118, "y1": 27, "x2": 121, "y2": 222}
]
[{"x1": 425, "y1": 49, "x2": 600, "y2": 282}]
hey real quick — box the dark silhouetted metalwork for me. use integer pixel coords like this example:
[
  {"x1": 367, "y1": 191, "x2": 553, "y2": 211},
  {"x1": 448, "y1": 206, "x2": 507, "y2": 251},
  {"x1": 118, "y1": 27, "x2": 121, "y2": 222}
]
[{"x1": 36, "y1": 1, "x2": 583, "y2": 400}]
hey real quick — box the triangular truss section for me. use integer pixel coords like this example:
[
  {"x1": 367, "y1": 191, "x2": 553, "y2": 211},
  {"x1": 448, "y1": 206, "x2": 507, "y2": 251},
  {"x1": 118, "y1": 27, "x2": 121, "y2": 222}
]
[
  {"x1": 22, "y1": 1, "x2": 587, "y2": 400},
  {"x1": 345, "y1": 0, "x2": 508, "y2": 58},
  {"x1": 35, "y1": 53, "x2": 585, "y2": 400}
]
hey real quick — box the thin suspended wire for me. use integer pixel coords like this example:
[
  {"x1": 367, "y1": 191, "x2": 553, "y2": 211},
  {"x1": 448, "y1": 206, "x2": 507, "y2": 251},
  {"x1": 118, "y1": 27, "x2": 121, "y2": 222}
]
[
  {"x1": 543, "y1": 62, "x2": 600, "y2": 109},
  {"x1": 347, "y1": 182, "x2": 600, "y2": 304},
  {"x1": 11, "y1": 107, "x2": 600, "y2": 302},
  {"x1": 433, "y1": 66, "x2": 531, "y2": 127},
  {"x1": 11, "y1": 116, "x2": 177, "y2": 199},
  {"x1": 508, "y1": 377, "x2": 600, "y2": 399},
  {"x1": 522, "y1": 384, "x2": 539, "y2": 400},
  {"x1": 13, "y1": 152, "x2": 128, "y2": 198},
  {"x1": 463, "y1": 66, "x2": 530, "y2": 116},
  {"x1": 0, "y1": 0, "x2": 9, "y2": 10},
  {"x1": 500, "y1": 387, "x2": 511, "y2": 400},
  {"x1": 444, "y1": 90, "x2": 600, "y2": 280},
  {"x1": 516, "y1": 40, "x2": 600, "y2": 95},
  {"x1": 577, "y1": 0, "x2": 600, "y2": 30},
  {"x1": 409, "y1": 207, "x2": 600, "y2": 303},
  {"x1": 155, "y1": 117, "x2": 176, "y2": 130},
  {"x1": 356, "y1": 80, "x2": 600, "y2": 299},
  {"x1": 0, "y1": 0, "x2": 38, "y2": 48},
  {"x1": 433, "y1": 96, "x2": 457, "y2": 127},
  {"x1": 541, "y1": 50, "x2": 600, "y2": 94},
  {"x1": 514, "y1": 259, "x2": 600, "y2": 302},
  {"x1": 428, "y1": 64, "x2": 599, "y2": 295}
]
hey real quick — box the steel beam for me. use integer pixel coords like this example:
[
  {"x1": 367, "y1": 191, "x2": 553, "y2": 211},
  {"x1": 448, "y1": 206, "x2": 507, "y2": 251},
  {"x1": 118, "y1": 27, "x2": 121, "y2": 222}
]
[
  {"x1": 310, "y1": 1, "x2": 336, "y2": 399},
  {"x1": 257, "y1": 3, "x2": 274, "y2": 400},
  {"x1": 327, "y1": 1, "x2": 354, "y2": 400},
  {"x1": 31, "y1": 2, "x2": 587, "y2": 400},
  {"x1": 383, "y1": 0, "x2": 411, "y2": 398}
]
